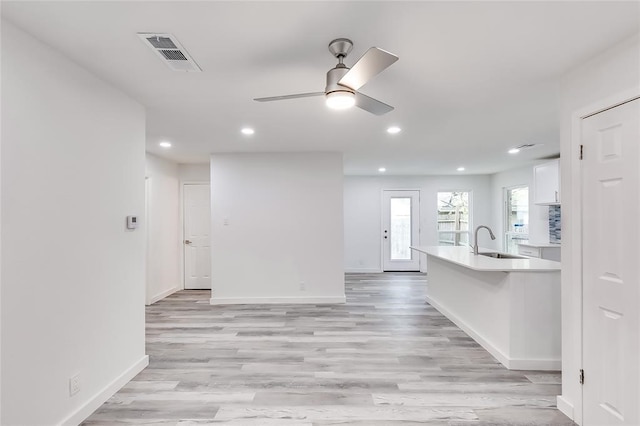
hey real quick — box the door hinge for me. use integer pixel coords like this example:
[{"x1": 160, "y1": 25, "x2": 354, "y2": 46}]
[
  {"x1": 579, "y1": 369, "x2": 585, "y2": 385},
  {"x1": 579, "y1": 144, "x2": 583, "y2": 160}
]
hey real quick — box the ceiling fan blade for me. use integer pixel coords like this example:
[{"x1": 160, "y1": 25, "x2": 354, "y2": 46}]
[
  {"x1": 254, "y1": 92, "x2": 324, "y2": 102},
  {"x1": 338, "y1": 47, "x2": 398, "y2": 91},
  {"x1": 355, "y1": 92, "x2": 394, "y2": 115}
]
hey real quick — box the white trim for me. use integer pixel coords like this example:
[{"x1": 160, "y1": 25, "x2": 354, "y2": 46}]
[
  {"x1": 557, "y1": 395, "x2": 575, "y2": 421},
  {"x1": 344, "y1": 268, "x2": 383, "y2": 273},
  {"x1": 210, "y1": 296, "x2": 346, "y2": 305},
  {"x1": 427, "y1": 295, "x2": 561, "y2": 371},
  {"x1": 147, "y1": 286, "x2": 180, "y2": 305},
  {"x1": 180, "y1": 182, "x2": 210, "y2": 291},
  {"x1": 568, "y1": 87, "x2": 640, "y2": 425},
  {"x1": 60, "y1": 355, "x2": 149, "y2": 426}
]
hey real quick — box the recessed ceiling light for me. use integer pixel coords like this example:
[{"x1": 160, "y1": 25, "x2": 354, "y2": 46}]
[
  {"x1": 378, "y1": 167, "x2": 386, "y2": 173},
  {"x1": 159, "y1": 141, "x2": 172, "y2": 148},
  {"x1": 508, "y1": 148, "x2": 520, "y2": 154},
  {"x1": 387, "y1": 126, "x2": 401, "y2": 134},
  {"x1": 457, "y1": 167, "x2": 465, "y2": 172},
  {"x1": 241, "y1": 127, "x2": 255, "y2": 135}
]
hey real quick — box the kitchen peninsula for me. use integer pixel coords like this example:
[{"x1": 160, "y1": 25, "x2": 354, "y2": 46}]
[{"x1": 411, "y1": 246, "x2": 561, "y2": 371}]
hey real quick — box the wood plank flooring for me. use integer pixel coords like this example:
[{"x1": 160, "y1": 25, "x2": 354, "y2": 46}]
[{"x1": 83, "y1": 273, "x2": 575, "y2": 425}]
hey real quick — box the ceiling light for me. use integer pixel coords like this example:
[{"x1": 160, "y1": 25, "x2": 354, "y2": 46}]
[
  {"x1": 326, "y1": 91, "x2": 356, "y2": 110},
  {"x1": 387, "y1": 126, "x2": 402, "y2": 134},
  {"x1": 159, "y1": 141, "x2": 172, "y2": 148},
  {"x1": 508, "y1": 148, "x2": 520, "y2": 154},
  {"x1": 378, "y1": 167, "x2": 386, "y2": 173},
  {"x1": 241, "y1": 127, "x2": 255, "y2": 135},
  {"x1": 457, "y1": 167, "x2": 465, "y2": 172}
]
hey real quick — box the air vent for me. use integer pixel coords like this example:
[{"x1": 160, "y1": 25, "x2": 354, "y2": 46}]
[
  {"x1": 138, "y1": 33, "x2": 201, "y2": 72},
  {"x1": 147, "y1": 37, "x2": 176, "y2": 49}
]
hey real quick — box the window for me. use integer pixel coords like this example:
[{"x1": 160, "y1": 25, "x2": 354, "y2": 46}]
[
  {"x1": 389, "y1": 197, "x2": 412, "y2": 260},
  {"x1": 504, "y1": 186, "x2": 529, "y2": 253},
  {"x1": 437, "y1": 191, "x2": 471, "y2": 246}
]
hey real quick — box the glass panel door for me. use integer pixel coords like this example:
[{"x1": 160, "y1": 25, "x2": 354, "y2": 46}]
[{"x1": 382, "y1": 190, "x2": 420, "y2": 271}]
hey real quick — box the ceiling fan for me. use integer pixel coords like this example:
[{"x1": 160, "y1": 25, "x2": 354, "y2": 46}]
[{"x1": 254, "y1": 38, "x2": 399, "y2": 115}]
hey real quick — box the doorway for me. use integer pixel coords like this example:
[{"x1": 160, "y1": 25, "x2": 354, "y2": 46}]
[
  {"x1": 382, "y1": 190, "x2": 420, "y2": 271},
  {"x1": 183, "y1": 184, "x2": 211, "y2": 290},
  {"x1": 582, "y1": 97, "x2": 639, "y2": 425}
]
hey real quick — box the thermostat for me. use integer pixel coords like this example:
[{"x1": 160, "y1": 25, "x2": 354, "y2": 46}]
[{"x1": 126, "y1": 215, "x2": 138, "y2": 230}]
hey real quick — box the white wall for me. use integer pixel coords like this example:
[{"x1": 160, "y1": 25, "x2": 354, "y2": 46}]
[
  {"x1": 179, "y1": 163, "x2": 209, "y2": 183},
  {"x1": 146, "y1": 154, "x2": 181, "y2": 304},
  {"x1": 489, "y1": 164, "x2": 551, "y2": 251},
  {"x1": 344, "y1": 175, "x2": 492, "y2": 272},
  {"x1": 1, "y1": 21, "x2": 147, "y2": 425},
  {"x1": 210, "y1": 153, "x2": 344, "y2": 304},
  {"x1": 558, "y1": 33, "x2": 640, "y2": 423}
]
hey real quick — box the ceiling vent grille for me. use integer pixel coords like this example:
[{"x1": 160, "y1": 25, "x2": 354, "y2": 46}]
[{"x1": 138, "y1": 33, "x2": 201, "y2": 72}]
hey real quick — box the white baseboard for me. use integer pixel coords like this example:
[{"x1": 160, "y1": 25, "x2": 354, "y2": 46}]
[
  {"x1": 147, "y1": 286, "x2": 180, "y2": 305},
  {"x1": 210, "y1": 296, "x2": 346, "y2": 305},
  {"x1": 344, "y1": 268, "x2": 382, "y2": 273},
  {"x1": 557, "y1": 395, "x2": 575, "y2": 421},
  {"x1": 61, "y1": 355, "x2": 149, "y2": 426},
  {"x1": 508, "y1": 357, "x2": 562, "y2": 371},
  {"x1": 426, "y1": 295, "x2": 560, "y2": 371}
]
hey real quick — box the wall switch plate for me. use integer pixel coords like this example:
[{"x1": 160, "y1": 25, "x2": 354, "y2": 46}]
[
  {"x1": 69, "y1": 374, "x2": 80, "y2": 396},
  {"x1": 299, "y1": 282, "x2": 306, "y2": 291}
]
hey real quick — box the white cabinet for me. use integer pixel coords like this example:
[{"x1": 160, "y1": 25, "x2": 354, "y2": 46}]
[
  {"x1": 533, "y1": 159, "x2": 560, "y2": 205},
  {"x1": 518, "y1": 243, "x2": 561, "y2": 262}
]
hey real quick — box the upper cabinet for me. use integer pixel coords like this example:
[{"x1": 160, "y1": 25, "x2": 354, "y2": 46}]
[{"x1": 533, "y1": 159, "x2": 560, "y2": 205}]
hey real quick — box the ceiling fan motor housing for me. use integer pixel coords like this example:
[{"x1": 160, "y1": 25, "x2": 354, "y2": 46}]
[{"x1": 325, "y1": 65, "x2": 354, "y2": 95}]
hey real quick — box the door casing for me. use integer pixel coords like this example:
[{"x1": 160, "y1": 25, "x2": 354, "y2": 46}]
[
  {"x1": 381, "y1": 189, "x2": 421, "y2": 272},
  {"x1": 562, "y1": 86, "x2": 640, "y2": 425}
]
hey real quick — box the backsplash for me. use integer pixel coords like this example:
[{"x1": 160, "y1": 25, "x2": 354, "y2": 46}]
[{"x1": 549, "y1": 205, "x2": 561, "y2": 244}]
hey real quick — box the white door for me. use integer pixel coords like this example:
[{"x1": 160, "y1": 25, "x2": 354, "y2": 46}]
[
  {"x1": 382, "y1": 190, "x2": 420, "y2": 271},
  {"x1": 582, "y1": 98, "x2": 639, "y2": 425},
  {"x1": 184, "y1": 184, "x2": 211, "y2": 290}
]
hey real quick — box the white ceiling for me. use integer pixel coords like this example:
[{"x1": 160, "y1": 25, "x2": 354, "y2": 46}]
[{"x1": 3, "y1": 1, "x2": 639, "y2": 175}]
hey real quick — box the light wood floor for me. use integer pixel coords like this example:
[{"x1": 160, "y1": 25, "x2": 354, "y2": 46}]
[{"x1": 84, "y1": 273, "x2": 575, "y2": 425}]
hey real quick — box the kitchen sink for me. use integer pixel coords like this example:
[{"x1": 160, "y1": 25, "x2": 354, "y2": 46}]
[{"x1": 478, "y1": 252, "x2": 527, "y2": 260}]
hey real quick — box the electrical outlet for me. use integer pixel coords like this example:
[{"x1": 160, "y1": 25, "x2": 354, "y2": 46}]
[
  {"x1": 69, "y1": 374, "x2": 80, "y2": 396},
  {"x1": 299, "y1": 282, "x2": 306, "y2": 291}
]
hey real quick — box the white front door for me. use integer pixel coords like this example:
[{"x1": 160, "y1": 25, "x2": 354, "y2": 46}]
[
  {"x1": 382, "y1": 190, "x2": 420, "y2": 271},
  {"x1": 582, "y1": 98, "x2": 639, "y2": 425},
  {"x1": 184, "y1": 184, "x2": 211, "y2": 290}
]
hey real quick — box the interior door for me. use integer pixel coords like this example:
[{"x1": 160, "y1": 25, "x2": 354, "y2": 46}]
[
  {"x1": 183, "y1": 184, "x2": 211, "y2": 290},
  {"x1": 582, "y1": 98, "x2": 639, "y2": 425},
  {"x1": 382, "y1": 190, "x2": 420, "y2": 271}
]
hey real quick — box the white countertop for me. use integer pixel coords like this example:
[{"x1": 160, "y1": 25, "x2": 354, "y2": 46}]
[{"x1": 410, "y1": 246, "x2": 561, "y2": 272}]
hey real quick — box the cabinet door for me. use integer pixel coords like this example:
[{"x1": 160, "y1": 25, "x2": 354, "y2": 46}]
[
  {"x1": 518, "y1": 245, "x2": 541, "y2": 258},
  {"x1": 533, "y1": 160, "x2": 560, "y2": 205}
]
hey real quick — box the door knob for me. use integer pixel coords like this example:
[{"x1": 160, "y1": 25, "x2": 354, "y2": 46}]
[{"x1": 184, "y1": 240, "x2": 192, "y2": 245}]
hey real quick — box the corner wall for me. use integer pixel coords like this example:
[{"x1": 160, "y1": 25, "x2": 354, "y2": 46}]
[
  {"x1": 210, "y1": 152, "x2": 344, "y2": 304},
  {"x1": 146, "y1": 154, "x2": 181, "y2": 304},
  {"x1": 1, "y1": 21, "x2": 147, "y2": 425},
  {"x1": 558, "y1": 33, "x2": 640, "y2": 423},
  {"x1": 343, "y1": 175, "x2": 492, "y2": 272},
  {"x1": 489, "y1": 164, "x2": 550, "y2": 251}
]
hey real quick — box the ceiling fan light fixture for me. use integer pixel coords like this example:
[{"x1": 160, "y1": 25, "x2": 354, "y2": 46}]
[{"x1": 326, "y1": 91, "x2": 356, "y2": 110}]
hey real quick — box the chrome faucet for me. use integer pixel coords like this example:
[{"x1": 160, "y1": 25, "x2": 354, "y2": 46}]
[{"x1": 473, "y1": 225, "x2": 496, "y2": 255}]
